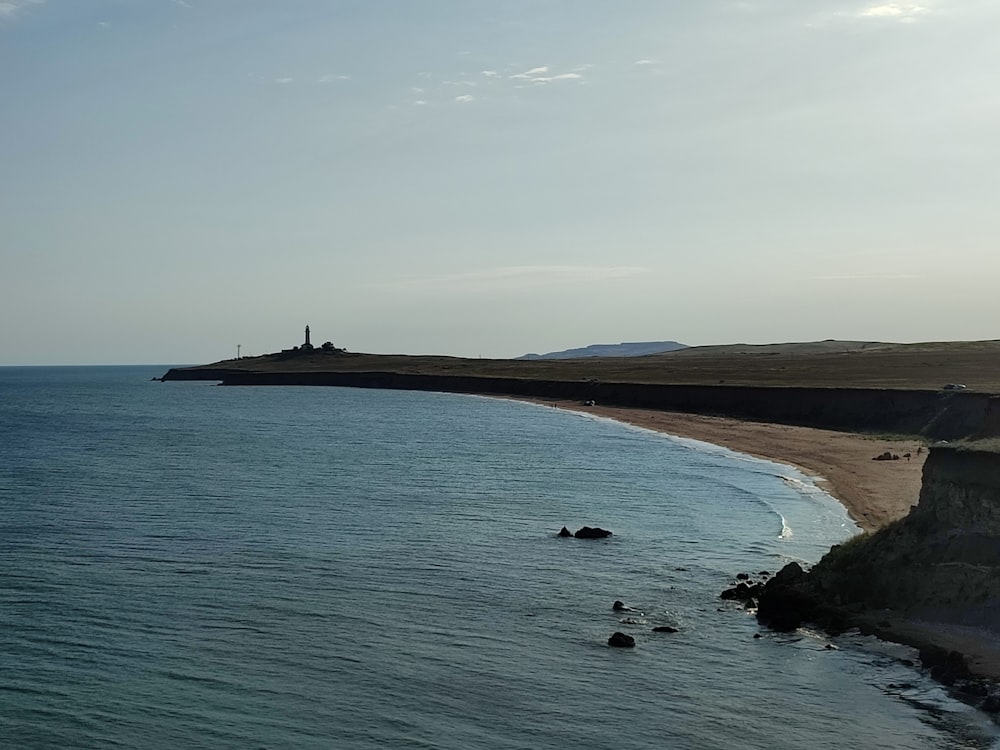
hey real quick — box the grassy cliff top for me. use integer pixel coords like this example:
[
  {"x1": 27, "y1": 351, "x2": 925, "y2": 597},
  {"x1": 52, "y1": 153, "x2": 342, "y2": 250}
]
[{"x1": 177, "y1": 339, "x2": 1000, "y2": 392}]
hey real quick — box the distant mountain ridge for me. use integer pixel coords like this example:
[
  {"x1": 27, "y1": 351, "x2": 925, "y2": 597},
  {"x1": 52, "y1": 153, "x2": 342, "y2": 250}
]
[{"x1": 517, "y1": 341, "x2": 688, "y2": 360}]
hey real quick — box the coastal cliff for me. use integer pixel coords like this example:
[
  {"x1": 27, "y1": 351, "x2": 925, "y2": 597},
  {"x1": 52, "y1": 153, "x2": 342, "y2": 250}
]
[
  {"x1": 808, "y1": 445, "x2": 1000, "y2": 623},
  {"x1": 161, "y1": 367, "x2": 1000, "y2": 441},
  {"x1": 161, "y1": 340, "x2": 1000, "y2": 440},
  {"x1": 758, "y1": 443, "x2": 1000, "y2": 681}
]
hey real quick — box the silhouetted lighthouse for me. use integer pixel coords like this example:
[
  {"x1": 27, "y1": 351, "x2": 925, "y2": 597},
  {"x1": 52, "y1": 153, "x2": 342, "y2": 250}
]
[{"x1": 304, "y1": 325, "x2": 312, "y2": 348}]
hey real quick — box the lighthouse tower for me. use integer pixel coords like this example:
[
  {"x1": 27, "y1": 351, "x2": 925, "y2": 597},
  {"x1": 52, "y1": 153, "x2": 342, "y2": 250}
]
[{"x1": 303, "y1": 325, "x2": 314, "y2": 350}]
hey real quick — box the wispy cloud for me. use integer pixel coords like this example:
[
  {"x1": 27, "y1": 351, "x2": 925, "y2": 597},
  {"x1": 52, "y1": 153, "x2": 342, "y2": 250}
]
[
  {"x1": 318, "y1": 73, "x2": 350, "y2": 84},
  {"x1": 274, "y1": 77, "x2": 294, "y2": 85},
  {"x1": 398, "y1": 60, "x2": 594, "y2": 110},
  {"x1": 632, "y1": 59, "x2": 667, "y2": 76},
  {"x1": 378, "y1": 265, "x2": 648, "y2": 291},
  {"x1": 0, "y1": 0, "x2": 44, "y2": 23},
  {"x1": 857, "y1": 3, "x2": 931, "y2": 21},
  {"x1": 510, "y1": 65, "x2": 549, "y2": 80},
  {"x1": 509, "y1": 65, "x2": 583, "y2": 85},
  {"x1": 529, "y1": 72, "x2": 582, "y2": 84}
]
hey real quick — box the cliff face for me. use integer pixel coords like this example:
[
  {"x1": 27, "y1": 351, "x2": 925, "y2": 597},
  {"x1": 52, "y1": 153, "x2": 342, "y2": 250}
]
[
  {"x1": 911, "y1": 447, "x2": 1000, "y2": 535},
  {"x1": 160, "y1": 368, "x2": 998, "y2": 441},
  {"x1": 761, "y1": 445, "x2": 1000, "y2": 634}
]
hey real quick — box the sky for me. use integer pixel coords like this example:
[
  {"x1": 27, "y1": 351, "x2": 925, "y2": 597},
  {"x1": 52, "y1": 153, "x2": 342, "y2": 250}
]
[{"x1": 2, "y1": 0, "x2": 999, "y2": 365}]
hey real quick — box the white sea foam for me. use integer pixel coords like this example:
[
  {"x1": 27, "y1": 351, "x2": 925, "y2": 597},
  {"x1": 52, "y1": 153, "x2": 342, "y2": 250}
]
[
  {"x1": 778, "y1": 473, "x2": 830, "y2": 499},
  {"x1": 778, "y1": 513, "x2": 794, "y2": 540}
]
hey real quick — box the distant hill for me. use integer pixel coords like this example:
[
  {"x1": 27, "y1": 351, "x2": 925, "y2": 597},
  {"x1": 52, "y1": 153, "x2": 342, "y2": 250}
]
[
  {"x1": 518, "y1": 341, "x2": 688, "y2": 360},
  {"x1": 667, "y1": 340, "x2": 887, "y2": 357}
]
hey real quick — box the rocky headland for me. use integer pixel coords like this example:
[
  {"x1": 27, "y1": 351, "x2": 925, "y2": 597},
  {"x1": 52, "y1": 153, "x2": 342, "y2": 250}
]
[
  {"x1": 161, "y1": 339, "x2": 1000, "y2": 441},
  {"x1": 751, "y1": 442, "x2": 1000, "y2": 709}
]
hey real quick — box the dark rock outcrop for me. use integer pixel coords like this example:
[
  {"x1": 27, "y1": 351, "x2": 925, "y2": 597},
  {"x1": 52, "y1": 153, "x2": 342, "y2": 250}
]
[
  {"x1": 982, "y1": 695, "x2": 1000, "y2": 713},
  {"x1": 608, "y1": 632, "x2": 636, "y2": 648},
  {"x1": 720, "y1": 572, "x2": 768, "y2": 606},
  {"x1": 574, "y1": 526, "x2": 612, "y2": 539},
  {"x1": 721, "y1": 582, "x2": 762, "y2": 601},
  {"x1": 755, "y1": 563, "x2": 822, "y2": 632},
  {"x1": 918, "y1": 645, "x2": 970, "y2": 686},
  {"x1": 557, "y1": 527, "x2": 572, "y2": 537}
]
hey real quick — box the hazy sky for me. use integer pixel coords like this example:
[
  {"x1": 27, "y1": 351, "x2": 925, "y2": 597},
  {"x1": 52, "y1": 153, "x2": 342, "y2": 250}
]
[{"x1": 2, "y1": 0, "x2": 998, "y2": 365}]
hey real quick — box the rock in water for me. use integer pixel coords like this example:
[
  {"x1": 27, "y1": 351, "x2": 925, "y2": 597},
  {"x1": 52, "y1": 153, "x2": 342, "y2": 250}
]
[
  {"x1": 557, "y1": 527, "x2": 573, "y2": 537},
  {"x1": 756, "y1": 562, "x2": 815, "y2": 632},
  {"x1": 575, "y1": 526, "x2": 612, "y2": 539},
  {"x1": 607, "y1": 632, "x2": 636, "y2": 648}
]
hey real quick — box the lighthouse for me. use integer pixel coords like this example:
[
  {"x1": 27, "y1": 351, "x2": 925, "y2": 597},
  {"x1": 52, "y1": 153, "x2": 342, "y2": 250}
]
[{"x1": 303, "y1": 325, "x2": 313, "y2": 349}]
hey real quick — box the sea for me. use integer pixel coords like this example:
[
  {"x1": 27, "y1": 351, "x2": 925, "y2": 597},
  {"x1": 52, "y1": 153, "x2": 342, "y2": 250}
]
[{"x1": 1, "y1": 365, "x2": 997, "y2": 750}]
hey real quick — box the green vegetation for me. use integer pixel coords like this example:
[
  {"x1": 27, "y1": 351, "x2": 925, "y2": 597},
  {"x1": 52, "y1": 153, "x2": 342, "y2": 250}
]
[{"x1": 949, "y1": 438, "x2": 1000, "y2": 453}]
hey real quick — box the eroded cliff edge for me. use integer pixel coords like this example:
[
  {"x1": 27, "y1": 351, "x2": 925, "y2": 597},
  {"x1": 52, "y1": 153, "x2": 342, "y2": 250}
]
[
  {"x1": 161, "y1": 367, "x2": 1000, "y2": 441},
  {"x1": 758, "y1": 443, "x2": 1000, "y2": 686}
]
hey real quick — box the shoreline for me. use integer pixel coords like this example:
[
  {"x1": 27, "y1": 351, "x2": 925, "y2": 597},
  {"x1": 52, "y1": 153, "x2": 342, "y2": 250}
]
[{"x1": 514, "y1": 398, "x2": 927, "y2": 533}]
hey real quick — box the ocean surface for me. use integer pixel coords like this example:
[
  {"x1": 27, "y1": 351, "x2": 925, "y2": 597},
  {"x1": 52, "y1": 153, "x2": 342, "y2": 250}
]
[{"x1": 1, "y1": 365, "x2": 997, "y2": 750}]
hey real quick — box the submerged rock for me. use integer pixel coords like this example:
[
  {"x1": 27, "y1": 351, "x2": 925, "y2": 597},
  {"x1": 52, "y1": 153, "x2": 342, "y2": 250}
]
[
  {"x1": 919, "y1": 645, "x2": 970, "y2": 686},
  {"x1": 720, "y1": 581, "x2": 763, "y2": 603},
  {"x1": 575, "y1": 526, "x2": 612, "y2": 539},
  {"x1": 608, "y1": 632, "x2": 636, "y2": 648}
]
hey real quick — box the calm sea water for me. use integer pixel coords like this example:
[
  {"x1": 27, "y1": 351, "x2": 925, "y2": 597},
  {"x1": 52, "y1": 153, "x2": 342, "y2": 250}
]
[{"x1": 1, "y1": 366, "x2": 997, "y2": 749}]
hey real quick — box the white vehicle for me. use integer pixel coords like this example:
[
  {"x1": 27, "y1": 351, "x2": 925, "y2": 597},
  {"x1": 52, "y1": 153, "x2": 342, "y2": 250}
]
[{"x1": 942, "y1": 383, "x2": 967, "y2": 391}]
